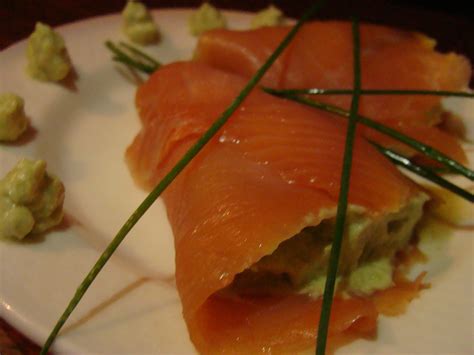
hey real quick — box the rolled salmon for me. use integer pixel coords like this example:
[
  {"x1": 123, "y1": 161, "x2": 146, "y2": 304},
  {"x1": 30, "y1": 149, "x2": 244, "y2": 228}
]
[{"x1": 126, "y1": 61, "x2": 430, "y2": 353}]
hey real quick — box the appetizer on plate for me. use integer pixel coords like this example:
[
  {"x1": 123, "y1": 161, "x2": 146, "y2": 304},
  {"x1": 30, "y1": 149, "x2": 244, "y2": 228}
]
[
  {"x1": 123, "y1": 18, "x2": 472, "y2": 354},
  {"x1": 2, "y1": 6, "x2": 471, "y2": 355},
  {"x1": 126, "y1": 61, "x2": 438, "y2": 353}
]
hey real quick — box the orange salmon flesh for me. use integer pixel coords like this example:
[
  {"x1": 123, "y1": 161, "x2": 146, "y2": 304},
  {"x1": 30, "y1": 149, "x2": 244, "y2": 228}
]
[
  {"x1": 195, "y1": 21, "x2": 471, "y2": 163},
  {"x1": 126, "y1": 60, "x2": 433, "y2": 353}
]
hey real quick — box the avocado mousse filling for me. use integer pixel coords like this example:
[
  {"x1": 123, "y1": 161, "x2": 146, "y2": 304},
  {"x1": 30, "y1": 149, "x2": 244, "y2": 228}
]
[{"x1": 224, "y1": 193, "x2": 428, "y2": 298}]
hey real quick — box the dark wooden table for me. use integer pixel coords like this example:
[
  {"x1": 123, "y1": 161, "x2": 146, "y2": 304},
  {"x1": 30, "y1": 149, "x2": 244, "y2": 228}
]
[{"x1": 1, "y1": 1, "x2": 472, "y2": 353}]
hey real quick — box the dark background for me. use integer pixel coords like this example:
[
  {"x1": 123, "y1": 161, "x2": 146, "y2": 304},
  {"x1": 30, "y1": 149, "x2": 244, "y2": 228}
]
[
  {"x1": 0, "y1": 0, "x2": 472, "y2": 352},
  {"x1": 1, "y1": 0, "x2": 473, "y2": 65}
]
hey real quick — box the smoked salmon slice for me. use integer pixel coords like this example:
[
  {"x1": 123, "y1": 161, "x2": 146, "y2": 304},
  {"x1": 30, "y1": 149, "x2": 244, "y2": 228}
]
[
  {"x1": 194, "y1": 21, "x2": 471, "y2": 162},
  {"x1": 126, "y1": 61, "x2": 428, "y2": 353}
]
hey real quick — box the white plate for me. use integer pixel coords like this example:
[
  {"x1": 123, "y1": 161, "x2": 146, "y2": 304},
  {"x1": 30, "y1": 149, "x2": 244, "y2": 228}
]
[{"x1": 0, "y1": 8, "x2": 473, "y2": 355}]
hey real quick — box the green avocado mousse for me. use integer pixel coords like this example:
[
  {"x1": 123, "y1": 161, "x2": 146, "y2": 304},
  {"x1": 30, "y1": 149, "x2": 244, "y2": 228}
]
[
  {"x1": 0, "y1": 93, "x2": 29, "y2": 142},
  {"x1": 0, "y1": 159, "x2": 65, "y2": 240},
  {"x1": 26, "y1": 22, "x2": 72, "y2": 82}
]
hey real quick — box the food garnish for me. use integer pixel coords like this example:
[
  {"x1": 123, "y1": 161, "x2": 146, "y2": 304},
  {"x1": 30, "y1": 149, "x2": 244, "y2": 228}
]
[
  {"x1": 188, "y1": 2, "x2": 227, "y2": 36},
  {"x1": 0, "y1": 93, "x2": 28, "y2": 142},
  {"x1": 26, "y1": 22, "x2": 71, "y2": 82},
  {"x1": 316, "y1": 18, "x2": 362, "y2": 353},
  {"x1": 267, "y1": 87, "x2": 474, "y2": 98},
  {"x1": 375, "y1": 143, "x2": 473, "y2": 202},
  {"x1": 122, "y1": 0, "x2": 159, "y2": 45},
  {"x1": 105, "y1": 40, "x2": 160, "y2": 74},
  {"x1": 251, "y1": 5, "x2": 285, "y2": 28},
  {"x1": 0, "y1": 159, "x2": 65, "y2": 240}
]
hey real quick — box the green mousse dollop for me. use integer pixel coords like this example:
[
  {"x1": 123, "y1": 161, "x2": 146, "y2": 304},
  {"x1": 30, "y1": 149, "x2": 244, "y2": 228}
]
[
  {"x1": 188, "y1": 3, "x2": 227, "y2": 36},
  {"x1": 251, "y1": 5, "x2": 285, "y2": 29},
  {"x1": 26, "y1": 22, "x2": 71, "y2": 82},
  {"x1": 0, "y1": 93, "x2": 28, "y2": 142},
  {"x1": 0, "y1": 159, "x2": 65, "y2": 240},
  {"x1": 122, "y1": 1, "x2": 159, "y2": 45}
]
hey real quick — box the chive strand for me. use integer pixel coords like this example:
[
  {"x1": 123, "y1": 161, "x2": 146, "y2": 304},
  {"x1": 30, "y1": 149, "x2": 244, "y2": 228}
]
[
  {"x1": 371, "y1": 142, "x2": 474, "y2": 202},
  {"x1": 265, "y1": 87, "x2": 474, "y2": 98},
  {"x1": 112, "y1": 56, "x2": 156, "y2": 74},
  {"x1": 40, "y1": 2, "x2": 325, "y2": 354},
  {"x1": 105, "y1": 40, "x2": 157, "y2": 74},
  {"x1": 267, "y1": 93, "x2": 474, "y2": 181},
  {"x1": 118, "y1": 41, "x2": 161, "y2": 67},
  {"x1": 271, "y1": 92, "x2": 474, "y2": 201},
  {"x1": 316, "y1": 18, "x2": 362, "y2": 355}
]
